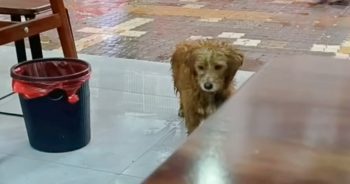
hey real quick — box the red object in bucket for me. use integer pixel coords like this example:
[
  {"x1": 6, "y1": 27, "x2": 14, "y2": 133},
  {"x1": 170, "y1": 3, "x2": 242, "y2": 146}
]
[{"x1": 11, "y1": 58, "x2": 91, "y2": 104}]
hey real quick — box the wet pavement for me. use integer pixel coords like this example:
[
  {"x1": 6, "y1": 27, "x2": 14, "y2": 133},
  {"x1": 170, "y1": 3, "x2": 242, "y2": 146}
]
[{"x1": 2, "y1": 0, "x2": 350, "y2": 70}]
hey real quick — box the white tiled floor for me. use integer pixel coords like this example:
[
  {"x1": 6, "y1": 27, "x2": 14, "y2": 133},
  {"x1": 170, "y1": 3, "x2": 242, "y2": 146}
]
[
  {"x1": 0, "y1": 46, "x2": 16, "y2": 98},
  {"x1": 0, "y1": 46, "x2": 254, "y2": 184}
]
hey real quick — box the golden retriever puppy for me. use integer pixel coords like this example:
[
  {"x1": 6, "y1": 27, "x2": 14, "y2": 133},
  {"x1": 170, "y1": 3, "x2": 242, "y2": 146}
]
[{"x1": 171, "y1": 39, "x2": 244, "y2": 134}]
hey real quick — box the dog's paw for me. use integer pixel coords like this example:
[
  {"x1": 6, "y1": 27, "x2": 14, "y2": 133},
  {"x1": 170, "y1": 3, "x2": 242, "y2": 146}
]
[
  {"x1": 197, "y1": 108, "x2": 205, "y2": 115},
  {"x1": 206, "y1": 105, "x2": 216, "y2": 115},
  {"x1": 178, "y1": 108, "x2": 184, "y2": 117}
]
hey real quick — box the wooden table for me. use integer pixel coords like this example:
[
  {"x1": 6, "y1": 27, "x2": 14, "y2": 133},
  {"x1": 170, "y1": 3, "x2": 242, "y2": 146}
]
[{"x1": 143, "y1": 56, "x2": 350, "y2": 184}]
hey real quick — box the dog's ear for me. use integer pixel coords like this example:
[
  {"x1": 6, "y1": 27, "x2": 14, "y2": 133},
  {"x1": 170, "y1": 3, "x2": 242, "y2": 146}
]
[
  {"x1": 187, "y1": 52, "x2": 198, "y2": 76},
  {"x1": 224, "y1": 45, "x2": 244, "y2": 87},
  {"x1": 173, "y1": 41, "x2": 198, "y2": 76},
  {"x1": 181, "y1": 44, "x2": 198, "y2": 76}
]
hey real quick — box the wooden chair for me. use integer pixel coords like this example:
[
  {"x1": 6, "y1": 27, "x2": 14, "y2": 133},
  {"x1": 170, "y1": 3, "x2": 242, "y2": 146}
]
[{"x1": 0, "y1": 0, "x2": 77, "y2": 62}]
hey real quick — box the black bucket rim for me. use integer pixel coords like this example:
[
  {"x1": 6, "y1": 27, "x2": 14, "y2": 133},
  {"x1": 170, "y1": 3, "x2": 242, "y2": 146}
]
[{"x1": 10, "y1": 58, "x2": 91, "y2": 82}]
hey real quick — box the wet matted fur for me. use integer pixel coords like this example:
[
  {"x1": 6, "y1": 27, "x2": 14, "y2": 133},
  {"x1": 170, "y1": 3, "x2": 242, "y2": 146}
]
[{"x1": 171, "y1": 39, "x2": 244, "y2": 134}]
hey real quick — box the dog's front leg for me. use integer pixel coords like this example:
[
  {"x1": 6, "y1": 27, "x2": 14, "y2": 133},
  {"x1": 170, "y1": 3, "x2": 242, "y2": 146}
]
[
  {"x1": 178, "y1": 92, "x2": 184, "y2": 117},
  {"x1": 184, "y1": 111, "x2": 201, "y2": 134}
]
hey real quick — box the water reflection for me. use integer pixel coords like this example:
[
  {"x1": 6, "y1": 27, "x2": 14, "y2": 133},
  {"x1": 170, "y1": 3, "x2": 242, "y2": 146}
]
[
  {"x1": 303, "y1": 108, "x2": 338, "y2": 148},
  {"x1": 189, "y1": 134, "x2": 232, "y2": 184}
]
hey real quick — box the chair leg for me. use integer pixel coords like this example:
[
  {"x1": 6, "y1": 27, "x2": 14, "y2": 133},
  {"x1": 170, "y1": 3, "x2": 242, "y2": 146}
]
[
  {"x1": 25, "y1": 15, "x2": 43, "y2": 59},
  {"x1": 66, "y1": 9, "x2": 74, "y2": 39},
  {"x1": 10, "y1": 15, "x2": 27, "y2": 62},
  {"x1": 50, "y1": 0, "x2": 77, "y2": 58}
]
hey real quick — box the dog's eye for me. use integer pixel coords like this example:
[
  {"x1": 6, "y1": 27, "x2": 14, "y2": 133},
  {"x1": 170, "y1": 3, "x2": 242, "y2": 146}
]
[
  {"x1": 214, "y1": 65, "x2": 223, "y2": 70},
  {"x1": 198, "y1": 66, "x2": 204, "y2": 70}
]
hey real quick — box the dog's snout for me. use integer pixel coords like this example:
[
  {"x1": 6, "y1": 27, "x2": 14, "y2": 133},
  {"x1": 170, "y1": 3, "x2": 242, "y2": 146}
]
[{"x1": 204, "y1": 82, "x2": 213, "y2": 90}]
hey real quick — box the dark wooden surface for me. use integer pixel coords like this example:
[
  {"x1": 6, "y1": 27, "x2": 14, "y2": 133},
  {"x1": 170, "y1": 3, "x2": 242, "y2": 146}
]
[
  {"x1": 143, "y1": 56, "x2": 350, "y2": 184},
  {"x1": 0, "y1": 0, "x2": 50, "y2": 15}
]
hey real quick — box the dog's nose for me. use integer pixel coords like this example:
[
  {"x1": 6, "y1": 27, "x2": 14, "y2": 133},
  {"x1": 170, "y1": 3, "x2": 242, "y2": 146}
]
[{"x1": 204, "y1": 82, "x2": 213, "y2": 90}]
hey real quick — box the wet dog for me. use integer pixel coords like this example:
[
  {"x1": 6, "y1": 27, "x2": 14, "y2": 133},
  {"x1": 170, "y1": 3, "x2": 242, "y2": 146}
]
[{"x1": 170, "y1": 39, "x2": 244, "y2": 133}]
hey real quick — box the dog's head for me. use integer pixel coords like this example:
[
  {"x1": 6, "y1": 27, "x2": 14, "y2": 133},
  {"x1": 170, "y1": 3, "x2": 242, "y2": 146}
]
[{"x1": 186, "y1": 40, "x2": 244, "y2": 93}]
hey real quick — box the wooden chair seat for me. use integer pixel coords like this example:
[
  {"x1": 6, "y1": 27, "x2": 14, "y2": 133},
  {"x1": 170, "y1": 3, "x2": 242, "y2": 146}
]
[
  {"x1": 0, "y1": 0, "x2": 50, "y2": 15},
  {"x1": 0, "y1": 0, "x2": 77, "y2": 61}
]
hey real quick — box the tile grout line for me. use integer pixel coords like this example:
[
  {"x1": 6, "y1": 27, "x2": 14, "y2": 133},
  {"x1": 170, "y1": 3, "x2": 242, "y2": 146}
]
[
  {"x1": 0, "y1": 152, "x2": 134, "y2": 175},
  {"x1": 119, "y1": 128, "x2": 177, "y2": 175}
]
